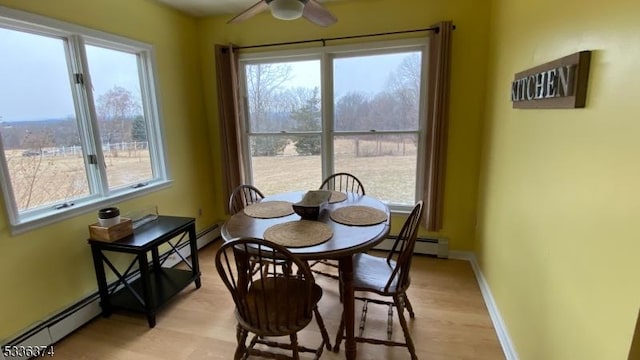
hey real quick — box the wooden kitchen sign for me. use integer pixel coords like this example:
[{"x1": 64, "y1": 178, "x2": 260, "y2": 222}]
[{"x1": 511, "y1": 51, "x2": 591, "y2": 109}]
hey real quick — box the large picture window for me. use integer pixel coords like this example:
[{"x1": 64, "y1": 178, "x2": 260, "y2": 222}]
[
  {"x1": 0, "y1": 8, "x2": 169, "y2": 232},
  {"x1": 239, "y1": 40, "x2": 426, "y2": 210}
]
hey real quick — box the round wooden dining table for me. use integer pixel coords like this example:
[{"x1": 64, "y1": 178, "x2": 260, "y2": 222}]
[{"x1": 221, "y1": 191, "x2": 391, "y2": 360}]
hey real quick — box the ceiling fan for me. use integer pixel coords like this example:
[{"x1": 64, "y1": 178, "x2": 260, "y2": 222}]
[{"x1": 228, "y1": 0, "x2": 338, "y2": 27}]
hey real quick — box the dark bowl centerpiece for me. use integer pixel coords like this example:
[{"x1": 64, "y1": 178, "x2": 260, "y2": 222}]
[{"x1": 293, "y1": 190, "x2": 332, "y2": 220}]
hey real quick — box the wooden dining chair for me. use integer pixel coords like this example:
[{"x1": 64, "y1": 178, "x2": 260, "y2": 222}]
[
  {"x1": 333, "y1": 201, "x2": 424, "y2": 360},
  {"x1": 215, "y1": 237, "x2": 331, "y2": 360},
  {"x1": 311, "y1": 172, "x2": 366, "y2": 280},
  {"x1": 319, "y1": 172, "x2": 365, "y2": 196},
  {"x1": 228, "y1": 184, "x2": 264, "y2": 215},
  {"x1": 228, "y1": 184, "x2": 290, "y2": 275}
]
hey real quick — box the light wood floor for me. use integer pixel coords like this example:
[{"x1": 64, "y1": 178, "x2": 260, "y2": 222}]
[{"x1": 53, "y1": 240, "x2": 505, "y2": 359}]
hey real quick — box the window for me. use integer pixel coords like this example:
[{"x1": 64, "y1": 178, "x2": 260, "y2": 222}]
[
  {"x1": 243, "y1": 59, "x2": 323, "y2": 195},
  {"x1": 0, "y1": 8, "x2": 169, "y2": 233},
  {"x1": 239, "y1": 39, "x2": 426, "y2": 210}
]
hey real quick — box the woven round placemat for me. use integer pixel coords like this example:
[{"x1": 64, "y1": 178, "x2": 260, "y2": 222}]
[
  {"x1": 328, "y1": 190, "x2": 348, "y2": 203},
  {"x1": 264, "y1": 220, "x2": 333, "y2": 248},
  {"x1": 330, "y1": 206, "x2": 388, "y2": 226},
  {"x1": 243, "y1": 201, "x2": 294, "y2": 219}
]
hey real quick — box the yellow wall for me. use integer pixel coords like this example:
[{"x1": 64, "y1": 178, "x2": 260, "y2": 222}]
[
  {"x1": 197, "y1": 0, "x2": 491, "y2": 250},
  {"x1": 478, "y1": 0, "x2": 640, "y2": 358},
  {"x1": 0, "y1": 0, "x2": 215, "y2": 340}
]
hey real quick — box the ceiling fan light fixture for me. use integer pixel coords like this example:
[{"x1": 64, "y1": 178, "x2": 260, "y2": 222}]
[{"x1": 269, "y1": 0, "x2": 305, "y2": 20}]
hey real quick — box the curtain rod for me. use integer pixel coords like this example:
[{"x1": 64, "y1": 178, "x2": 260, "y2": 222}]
[{"x1": 232, "y1": 25, "x2": 451, "y2": 51}]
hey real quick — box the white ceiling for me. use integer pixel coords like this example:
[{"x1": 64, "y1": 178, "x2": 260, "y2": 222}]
[{"x1": 155, "y1": 0, "x2": 341, "y2": 17}]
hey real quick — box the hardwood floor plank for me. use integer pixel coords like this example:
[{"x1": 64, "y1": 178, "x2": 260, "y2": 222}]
[{"x1": 53, "y1": 240, "x2": 505, "y2": 359}]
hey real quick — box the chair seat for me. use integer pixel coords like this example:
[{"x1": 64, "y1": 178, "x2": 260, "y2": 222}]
[
  {"x1": 238, "y1": 277, "x2": 323, "y2": 335},
  {"x1": 352, "y1": 253, "x2": 401, "y2": 295}
]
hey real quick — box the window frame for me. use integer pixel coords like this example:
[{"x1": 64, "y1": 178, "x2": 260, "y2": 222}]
[
  {"x1": 238, "y1": 38, "x2": 428, "y2": 212},
  {"x1": 0, "y1": 6, "x2": 171, "y2": 234}
]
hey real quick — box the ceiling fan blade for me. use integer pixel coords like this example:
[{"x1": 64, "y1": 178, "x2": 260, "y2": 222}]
[
  {"x1": 228, "y1": 0, "x2": 270, "y2": 24},
  {"x1": 302, "y1": 0, "x2": 337, "y2": 27}
]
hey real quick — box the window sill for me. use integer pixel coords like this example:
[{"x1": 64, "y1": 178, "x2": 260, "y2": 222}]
[
  {"x1": 386, "y1": 202, "x2": 414, "y2": 214},
  {"x1": 9, "y1": 180, "x2": 173, "y2": 236},
  {"x1": 389, "y1": 207, "x2": 412, "y2": 216}
]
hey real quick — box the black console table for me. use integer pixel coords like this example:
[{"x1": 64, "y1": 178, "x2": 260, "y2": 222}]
[{"x1": 88, "y1": 216, "x2": 201, "y2": 327}]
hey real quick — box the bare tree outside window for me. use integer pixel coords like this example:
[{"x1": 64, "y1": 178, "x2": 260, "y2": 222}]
[
  {"x1": 96, "y1": 85, "x2": 142, "y2": 158},
  {"x1": 246, "y1": 63, "x2": 294, "y2": 156}
]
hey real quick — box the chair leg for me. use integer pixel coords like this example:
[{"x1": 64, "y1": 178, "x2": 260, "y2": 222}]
[
  {"x1": 386, "y1": 303, "x2": 394, "y2": 340},
  {"x1": 333, "y1": 311, "x2": 345, "y2": 352},
  {"x1": 234, "y1": 324, "x2": 248, "y2": 360},
  {"x1": 290, "y1": 333, "x2": 300, "y2": 360},
  {"x1": 359, "y1": 300, "x2": 369, "y2": 337},
  {"x1": 404, "y1": 293, "x2": 416, "y2": 318},
  {"x1": 314, "y1": 307, "x2": 332, "y2": 350},
  {"x1": 338, "y1": 268, "x2": 343, "y2": 302},
  {"x1": 283, "y1": 260, "x2": 293, "y2": 275},
  {"x1": 394, "y1": 295, "x2": 418, "y2": 360}
]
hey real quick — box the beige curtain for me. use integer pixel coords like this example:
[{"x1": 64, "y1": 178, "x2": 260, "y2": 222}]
[
  {"x1": 422, "y1": 21, "x2": 453, "y2": 231},
  {"x1": 215, "y1": 44, "x2": 245, "y2": 213}
]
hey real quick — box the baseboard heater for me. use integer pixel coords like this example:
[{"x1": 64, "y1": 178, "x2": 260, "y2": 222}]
[
  {"x1": 374, "y1": 236, "x2": 449, "y2": 259},
  {"x1": 1, "y1": 223, "x2": 221, "y2": 360}
]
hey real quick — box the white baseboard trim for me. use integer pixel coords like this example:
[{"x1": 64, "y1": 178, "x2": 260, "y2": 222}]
[
  {"x1": 449, "y1": 251, "x2": 518, "y2": 360},
  {"x1": 1, "y1": 223, "x2": 221, "y2": 356}
]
